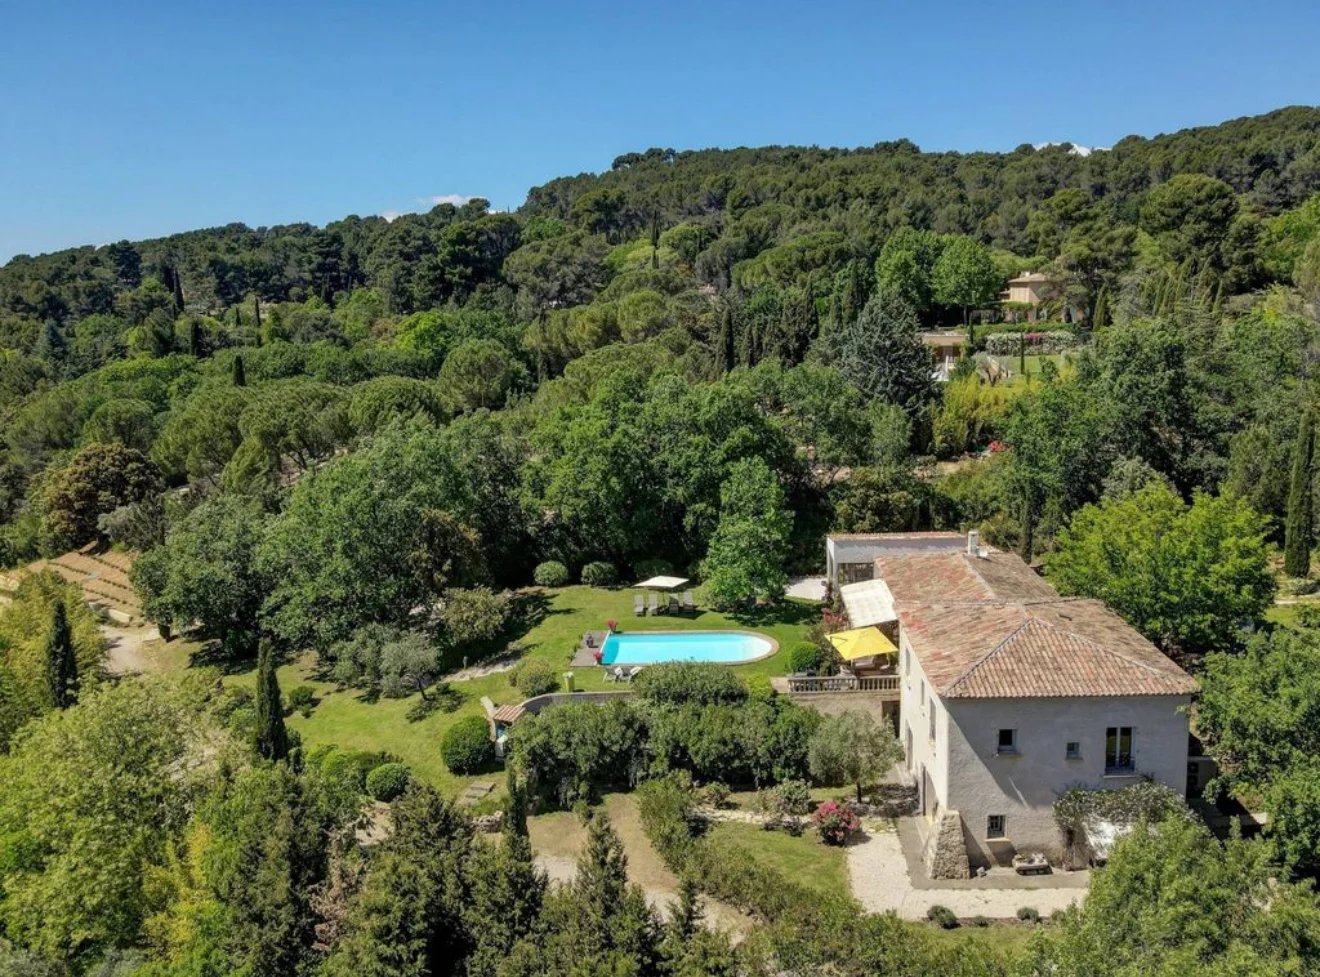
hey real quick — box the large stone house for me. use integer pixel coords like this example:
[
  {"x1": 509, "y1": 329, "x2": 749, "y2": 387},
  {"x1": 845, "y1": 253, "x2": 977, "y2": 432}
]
[{"x1": 825, "y1": 531, "x2": 1197, "y2": 873}]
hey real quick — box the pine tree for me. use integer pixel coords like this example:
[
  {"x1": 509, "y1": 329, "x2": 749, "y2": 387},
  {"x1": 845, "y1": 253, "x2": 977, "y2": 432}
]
[
  {"x1": 232, "y1": 353, "x2": 247, "y2": 387},
  {"x1": 254, "y1": 638, "x2": 289, "y2": 761},
  {"x1": 44, "y1": 599, "x2": 78, "y2": 709},
  {"x1": 1284, "y1": 407, "x2": 1316, "y2": 578}
]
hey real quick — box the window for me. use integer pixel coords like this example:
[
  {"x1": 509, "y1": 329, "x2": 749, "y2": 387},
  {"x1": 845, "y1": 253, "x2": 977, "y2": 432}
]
[
  {"x1": 996, "y1": 729, "x2": 1018, "y2": 755},
  {"x1": 986, "y1": 815, "x2": 1006, "y2": 839},
  {"x1": 920, "y1": 680, "x2": 926, "y2": 707},
  {"x1": 904, "y1": 648, "x2": 910, "y2": 676},
  {"x1": 928, "y1": 703, "x2": 937, "y2": 742},
  {"x1": 1065, "y1": 741, "x2": 1081, "y2": 760},
  {"x1": 1105, "y1": 726, "x2": 1134, "y2": 773}
]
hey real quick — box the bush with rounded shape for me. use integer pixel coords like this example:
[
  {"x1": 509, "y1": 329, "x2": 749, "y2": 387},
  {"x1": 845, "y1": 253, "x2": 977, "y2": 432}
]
[
  {"x1": 812, "y1": 799, "x2": 859, "y2": 845},
  {"x1": 366, "y1": 762, "x2": 411, "y2": 802},
  {"x1": 580, "y1": 561, "x2": 618, "y2": 587},
  {"x1": 286, "y1": 685, "x2": 316, "y2": 717},
  {"x1": 768, "y1": 778, "x2": 812, "y2": 816},
  {"x1": 927, "y1": 904, "x2": 959, "y2": 929},
  {"x1": 513, "y1": 659, "x2": 559, "y2": 697},
  {"x1": 534, "y1": 561, "x2": 570, "y2": 587},
  {"x1": 442, "y1": 715, "x2": 495, "y2": 774},
  {"x1": 788, "y1": 642, "x2": 822, "y2": 674},
  {"x1": 1016, "y1": 906, "x2": 1040, "y2": 923}
]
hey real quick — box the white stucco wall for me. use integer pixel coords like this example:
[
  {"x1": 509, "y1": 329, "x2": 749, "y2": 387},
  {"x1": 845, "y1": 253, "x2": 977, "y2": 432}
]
[
  {"x1": 898, "y1": 634, "x2": 950, "y2": 818},
  {"x1": 941, "y1": 694, "x2": 1191, "y2": 867}
]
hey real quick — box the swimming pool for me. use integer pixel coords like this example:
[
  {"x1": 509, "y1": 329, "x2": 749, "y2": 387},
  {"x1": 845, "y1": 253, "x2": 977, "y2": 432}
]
[{"x1": 599, "y1": 630, "x2": 776, "y2": 666}]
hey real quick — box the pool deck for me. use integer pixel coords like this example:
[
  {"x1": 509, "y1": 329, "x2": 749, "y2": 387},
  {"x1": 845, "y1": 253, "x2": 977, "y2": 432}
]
[{"x1": 571, "y1": 630, "x2": 610, "y2": 668}]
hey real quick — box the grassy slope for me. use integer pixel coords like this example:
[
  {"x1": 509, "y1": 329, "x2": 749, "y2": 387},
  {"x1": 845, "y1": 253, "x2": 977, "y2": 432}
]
[
  {"x1": 216, "y1": 585, "x2": 813, "y2": 795},
  {"x1": 705, "y1": 820, "x2": 849, "y2": 897}
]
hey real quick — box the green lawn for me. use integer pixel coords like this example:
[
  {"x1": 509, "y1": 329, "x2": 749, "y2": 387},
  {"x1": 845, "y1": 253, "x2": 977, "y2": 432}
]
[
  {"x1": 704, "y1": 819, "x2": 849, "y2": 897},
  {"x1": 990, "y1": 352, "x2": 1071, "y2": 383},
  {"x1": 217, "y1": 585, "x2": 815, "y2": 796}
]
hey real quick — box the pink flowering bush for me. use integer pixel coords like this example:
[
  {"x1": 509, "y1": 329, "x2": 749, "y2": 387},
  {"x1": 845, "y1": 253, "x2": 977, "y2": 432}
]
[{"x1": 813, "y1": 800, "x2": 860, "y2": 845}]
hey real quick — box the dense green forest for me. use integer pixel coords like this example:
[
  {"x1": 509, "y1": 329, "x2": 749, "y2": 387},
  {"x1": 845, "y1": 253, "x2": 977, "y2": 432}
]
[{"x1": 4, "y1": 106, "x2": 1320, "y2": 975}]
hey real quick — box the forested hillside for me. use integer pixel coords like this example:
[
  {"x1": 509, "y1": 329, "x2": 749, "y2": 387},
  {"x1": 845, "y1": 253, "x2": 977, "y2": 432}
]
[{"x1": 4, "y1": 106, "x2": 1320, "y2": 976}]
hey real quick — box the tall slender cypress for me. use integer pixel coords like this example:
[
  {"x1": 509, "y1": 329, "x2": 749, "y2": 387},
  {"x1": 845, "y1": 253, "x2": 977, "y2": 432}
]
[
  {"x1": 254, "y1": 638, "x2": 289, "y2": 762},
  {"x1": 1284, "y1": 407, "x2": 1316, "y2": 578},
  {"x1": 504, "y1": 766, "x2": 528, "y2": 840},
  {"x1": 232, "y1": 353, "x2": 247, "y2": 387},
  {"x1": 44, "y1": 600, "x2": 78, "y2": 709}
]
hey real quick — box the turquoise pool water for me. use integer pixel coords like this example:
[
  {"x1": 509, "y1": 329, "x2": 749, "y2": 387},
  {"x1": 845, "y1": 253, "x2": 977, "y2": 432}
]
[{"x1": 599, "y1": 630, "x2": 774, "y2": 666}]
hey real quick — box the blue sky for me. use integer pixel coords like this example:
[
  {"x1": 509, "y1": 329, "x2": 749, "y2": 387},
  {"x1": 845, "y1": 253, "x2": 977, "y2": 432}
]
[{"x1": 2, "y1": 0, "x2": 1318, "y2": 262}]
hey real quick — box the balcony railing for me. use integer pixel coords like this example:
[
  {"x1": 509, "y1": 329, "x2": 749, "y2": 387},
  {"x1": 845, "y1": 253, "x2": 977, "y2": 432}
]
[{"x1": 786, "y1": 674, "x2": 900, "y2": 695}]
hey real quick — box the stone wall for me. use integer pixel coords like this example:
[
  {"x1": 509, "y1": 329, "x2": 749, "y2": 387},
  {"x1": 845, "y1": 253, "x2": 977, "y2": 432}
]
[
  {"x1": 923, "y1": 811, "x2": 971, "y2": 879},
  {"x1": 783, "y1": 691, "x2": 897, "y2": 725}
]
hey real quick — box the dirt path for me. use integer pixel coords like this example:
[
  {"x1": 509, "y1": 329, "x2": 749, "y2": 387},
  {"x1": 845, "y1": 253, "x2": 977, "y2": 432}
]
[
  {"x1": 528, "y1": 795, "x2": 755, "y2": 937},
  {"x1": 101, "y1": 623, "x2": 161, "y2": 675}
]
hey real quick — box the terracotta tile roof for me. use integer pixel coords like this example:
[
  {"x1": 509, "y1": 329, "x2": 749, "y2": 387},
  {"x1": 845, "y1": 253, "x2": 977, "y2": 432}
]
[
  {"x1": 873, "y1": 548, "x2": 1196, "y2": 699},
  {"x1": 491, "y1": 704, "x2": 526, "y2": 724},
  {"x1": 874, "y1": 550, "x2": 1058, "y2": 603}
]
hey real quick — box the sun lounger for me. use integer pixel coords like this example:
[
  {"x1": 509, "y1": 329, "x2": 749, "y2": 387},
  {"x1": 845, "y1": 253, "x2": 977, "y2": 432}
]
[
  {"x1": 681, "y1": 590, "x2": 695, "y2": 614},
  {"x1": 624, "y1": 666, "x2": 640, "y2": 683},
  {"x1": 648, "y1": 593, "x2": 660, "y2": 615},
  {"x1": 667, "y1": 596, "x2": 680, "y2": 615},
  {"x1": 634, "y1": 594, "x2": 645, "y2": 616},
  {"x1": 612, "y1": 666, "x2": 625, "y2": 683}
]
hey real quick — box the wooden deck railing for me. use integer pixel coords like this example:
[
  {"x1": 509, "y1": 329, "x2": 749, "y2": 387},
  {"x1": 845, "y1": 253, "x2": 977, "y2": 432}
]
[{"x1": 785, "y1": 674, "x2": 900, "y2": 695}]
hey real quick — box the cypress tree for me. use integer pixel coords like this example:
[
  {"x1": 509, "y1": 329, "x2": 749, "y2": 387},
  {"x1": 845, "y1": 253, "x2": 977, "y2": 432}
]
[
  {"x1": 1284, "y1": 407, "x2": 1316, "y2": 578},
  {"x1": 505, "y1": 766, "x2": 528, "y2": 840},
  {"x1": 1093, "y1": 287, "x2": 1110, "y2": 329},
  {"x1": 188, "y1": 319, "x2": 203, "y2": 357},
  {"x1": 232, "y1": 353, "x2": 247, "y2": 387},
  {"x1": 718, "y1": 305, "x2": 735, "y2": 374},
  {"x1": 1018, "y1": 495, "x2": 1035, "y2": 562},
  {"x1": 650, "y1": 211, "x2": 661, "y2": 270},
  {"x1": 254, "y1": 638, "x2": 289, "y2": 762},
  {"x1": 253, "y1": 296, "x2": 262, "y2": 340},
  {"x1": 44, "y1": 599, "x2": 78, "y2": 709}
]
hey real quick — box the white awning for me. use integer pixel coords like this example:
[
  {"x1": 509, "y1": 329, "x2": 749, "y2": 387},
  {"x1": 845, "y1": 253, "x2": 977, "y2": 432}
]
[
  {"x1": 840, "y1": 579, "x2": 896, "y2": 628},
  {"x1": 636, "y1": 575, "x2": 690, "y2": 590}
]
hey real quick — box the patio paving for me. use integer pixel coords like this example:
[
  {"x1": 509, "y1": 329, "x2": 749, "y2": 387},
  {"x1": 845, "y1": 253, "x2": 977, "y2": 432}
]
[
  {"x1": 785, "y1": 575, "x2": 827, "y2": 601},
  {"x1": 847, "y1": 817, "x2": 1088, "y2": 920}
]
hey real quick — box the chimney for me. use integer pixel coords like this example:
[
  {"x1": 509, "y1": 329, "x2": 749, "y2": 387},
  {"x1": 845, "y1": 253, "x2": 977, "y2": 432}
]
[{"x1": 966, "y1": 530, "x2": 979, "y2": 555}]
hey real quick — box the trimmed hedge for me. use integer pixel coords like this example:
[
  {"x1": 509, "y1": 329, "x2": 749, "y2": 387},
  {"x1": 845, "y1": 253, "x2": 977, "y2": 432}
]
[
  {"x1": 366, "y1": 762, "x2": 410, "y2": 802},
  {"x1": 533, "y1": 561, "x2": 570, "y2": 587},
  {"x1": 441, "y1": 715, "x2": 495, "y2": 774},
  {"x1": 580, "y1": 561, "x2": 618, "y2": 587}
]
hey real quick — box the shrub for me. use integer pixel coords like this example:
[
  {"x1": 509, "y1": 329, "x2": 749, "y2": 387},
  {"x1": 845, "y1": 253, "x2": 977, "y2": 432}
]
[
  {"x1": 767, "y1": 779, "x2": 812, "y2": 816},
  {"x1": 697, "y1": 781, "x2": 730, "y2": 809},
  {"x1": 1296, "y1": 603, "x2": 1320, "y2": 629},
  {"x1": 580, "y1": 561, "x2": 618, "y2": 587},
  {"x1": 969, "y1": 915, "x2": 990, "y2": 928},
  {"x1": 813, "y1": 800, "x2": 860, "y2": 845},
  {"x1": 511, "y1": 699, "x2": 644, "y2": 806},
  {"x1": 634, "y1": 662, "x2": 747, "y2": 707},
  {"x1": 788, "y1": 642, "x2": 822, "y2": 674},
  {"x1": 286, "y1": 684, "x2": 317, "y2": 717},
  {"x1": 1016, "y1": 906, "x2": 1040, "y2": 923},
  {"x1": 927, "y1": 904, "x2": 959, "y2": 929},
  {"x1": 366, "y1": 762, "x2": 411, "y2": 801},
  {"x1": 441, "y1": 716, "x2": 495, "y2": 774},
  {"x1": 533, "y1": 561, "x2": 570, "y2": 587},
  {"x1": 513, "y1": 659, "x2": 559, "y2": 697}
]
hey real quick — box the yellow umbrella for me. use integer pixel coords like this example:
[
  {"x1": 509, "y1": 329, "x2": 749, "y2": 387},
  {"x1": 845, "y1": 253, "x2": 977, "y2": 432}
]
[{"x1": 827, "y1": 626, "x2": 897, "y2": 662}]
